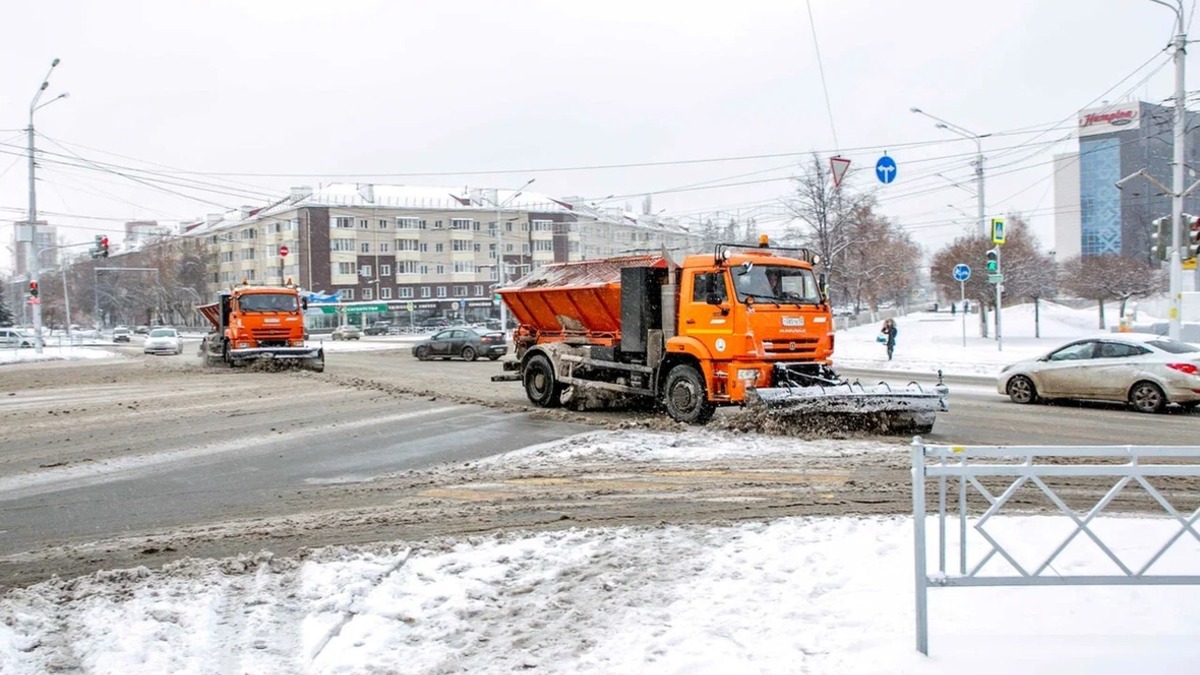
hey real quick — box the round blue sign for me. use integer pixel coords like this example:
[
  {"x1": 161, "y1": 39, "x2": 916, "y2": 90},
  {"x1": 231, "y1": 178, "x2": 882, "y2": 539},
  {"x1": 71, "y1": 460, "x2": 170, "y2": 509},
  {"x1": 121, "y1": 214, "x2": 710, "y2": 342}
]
[
  {"x1": 953, "y1": 264, "x2": 971, "y2": 282},
  {"x1": 875, "y1": 155, "x2": 898, "y2": 184}
]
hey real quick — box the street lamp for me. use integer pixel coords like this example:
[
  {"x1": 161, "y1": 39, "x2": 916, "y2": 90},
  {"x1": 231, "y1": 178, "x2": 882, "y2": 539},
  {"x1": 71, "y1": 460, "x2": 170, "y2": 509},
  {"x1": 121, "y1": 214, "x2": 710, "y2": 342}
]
[
  {"x1": 27, "y1": 57, "x2": 68, "y2": 353},
  {"x1": 476, "y1": 178, "x2": 535, "y2": 332},
  {"x1": 911, "y1": 107, "x2": 990, "y2": 238}
]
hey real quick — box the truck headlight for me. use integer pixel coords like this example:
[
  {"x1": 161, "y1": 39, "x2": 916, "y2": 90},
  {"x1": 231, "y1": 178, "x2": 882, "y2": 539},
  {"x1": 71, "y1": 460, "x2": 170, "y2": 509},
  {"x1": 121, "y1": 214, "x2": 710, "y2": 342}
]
[
  {"x1": 291, "y1": 339, "x2": 305, "y2": 347},
  {"x1": 236, "y1": 342, "x2": 251, "y2": 349},
  {"x1": 736, "y1": 369, "x2": 760, "y2": 383}
]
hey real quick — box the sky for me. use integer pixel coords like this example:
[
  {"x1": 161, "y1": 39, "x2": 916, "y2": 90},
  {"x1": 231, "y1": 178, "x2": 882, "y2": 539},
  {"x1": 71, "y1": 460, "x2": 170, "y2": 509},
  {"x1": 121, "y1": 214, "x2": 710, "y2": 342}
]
[
  {"x1": 3, "y1": 304, "x2": 1200, "y2": 672},
  {"x1": 2, "y1": 0, "x2": 1197, "y2": 273}
]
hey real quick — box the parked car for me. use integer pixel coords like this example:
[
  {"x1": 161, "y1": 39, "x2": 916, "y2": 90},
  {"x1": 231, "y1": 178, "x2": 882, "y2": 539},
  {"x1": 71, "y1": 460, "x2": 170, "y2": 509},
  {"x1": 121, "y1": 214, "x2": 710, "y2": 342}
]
[
  {"x1": 331, "y1": 324, "x2": 362, "y2": 341},
  {"x1": 143, "y1": 327, "x2": 183, "y2": 355},
  {"x1": 0, "y1": 328, "x2": 35, "y2": 348},
  {"x1": 997, "y1": 334, "x2": 1200, "y2": 413},
  {"x1": 418, "y1": 317, "x2": 451, "y2": 330},
  {"x1": 364, "y1": 321, "x2": 392, "y2": 336},
  {"x1": 134, "y1": 325, "x2": 151, "y2": 335},
  {"x1": 412, "y1": 327, "x2": 507, "y2": 362},
  {"x1": 112, "y1": 326, "x2": 132, "y2": 343}
]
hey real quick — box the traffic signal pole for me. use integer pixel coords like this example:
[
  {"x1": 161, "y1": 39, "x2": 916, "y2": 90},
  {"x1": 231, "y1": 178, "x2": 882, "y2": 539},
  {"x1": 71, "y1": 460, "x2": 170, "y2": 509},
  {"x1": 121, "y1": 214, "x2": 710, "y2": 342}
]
[{"x1": 995, "y1": 247, "x2": 1002, "y2": 352}]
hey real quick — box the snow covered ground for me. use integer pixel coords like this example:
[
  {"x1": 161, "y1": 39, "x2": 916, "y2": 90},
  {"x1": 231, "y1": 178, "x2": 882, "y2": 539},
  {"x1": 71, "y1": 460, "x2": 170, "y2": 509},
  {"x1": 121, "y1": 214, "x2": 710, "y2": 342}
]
[{"x1": 3, "y1": 302, "x2": 1199, "y2": 674}]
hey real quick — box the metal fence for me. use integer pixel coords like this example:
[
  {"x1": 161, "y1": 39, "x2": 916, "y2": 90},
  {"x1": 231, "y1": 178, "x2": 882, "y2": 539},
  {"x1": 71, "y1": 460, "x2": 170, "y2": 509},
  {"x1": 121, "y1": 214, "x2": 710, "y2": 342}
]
[{"x1": 912, "y1": 438, "x2": 1200, "y2": 655}]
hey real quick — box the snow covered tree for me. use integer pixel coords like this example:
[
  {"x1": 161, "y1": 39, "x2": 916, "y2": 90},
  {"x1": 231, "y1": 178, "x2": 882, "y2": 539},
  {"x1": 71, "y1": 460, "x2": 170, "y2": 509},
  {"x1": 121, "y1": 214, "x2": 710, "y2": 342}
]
[
  {"x1": 1059, "y1": 254, "x2": 1165, "y2": 329},
  {"x1": 0, "y1": 282, "x2": 15, "y2": 327}
]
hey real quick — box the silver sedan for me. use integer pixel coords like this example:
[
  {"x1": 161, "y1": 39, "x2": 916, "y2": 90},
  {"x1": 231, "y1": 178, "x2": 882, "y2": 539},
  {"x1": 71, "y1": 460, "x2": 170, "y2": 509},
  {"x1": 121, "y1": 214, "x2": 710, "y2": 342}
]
[
  {"x1": 143, "y1": 327, "x2": 183, "y2": 355},
  {"x1": 997, "y1": 334, "x2": 1200, "y2": 413}
]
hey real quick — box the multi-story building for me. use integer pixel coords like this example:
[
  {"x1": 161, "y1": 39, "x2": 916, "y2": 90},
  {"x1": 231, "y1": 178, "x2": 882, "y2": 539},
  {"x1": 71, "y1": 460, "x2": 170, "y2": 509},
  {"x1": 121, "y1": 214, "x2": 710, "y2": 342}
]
[
  {"x1": 184, "y1": 183, "x2": 700, "y2": 324},
  {"x1": 1054, "y1": 101, "x2": 1200, "y2": 261}
]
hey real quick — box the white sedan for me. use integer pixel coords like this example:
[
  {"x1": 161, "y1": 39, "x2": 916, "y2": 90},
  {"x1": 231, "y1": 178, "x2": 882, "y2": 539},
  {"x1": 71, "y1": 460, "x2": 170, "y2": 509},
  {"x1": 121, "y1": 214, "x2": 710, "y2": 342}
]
[
  {"x1": 143, "y1": 327, "x2": 183, "y2": 355},
  {"x1": 997, "y1": 334, "x2": 1200, "y2": 413}
]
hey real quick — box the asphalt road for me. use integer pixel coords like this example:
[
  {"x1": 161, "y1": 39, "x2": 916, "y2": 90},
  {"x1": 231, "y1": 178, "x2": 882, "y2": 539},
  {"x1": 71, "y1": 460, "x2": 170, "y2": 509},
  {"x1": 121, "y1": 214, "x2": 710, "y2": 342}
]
[{"x1": 0, "y1": 343, "x2": 1195, "y2": 589}]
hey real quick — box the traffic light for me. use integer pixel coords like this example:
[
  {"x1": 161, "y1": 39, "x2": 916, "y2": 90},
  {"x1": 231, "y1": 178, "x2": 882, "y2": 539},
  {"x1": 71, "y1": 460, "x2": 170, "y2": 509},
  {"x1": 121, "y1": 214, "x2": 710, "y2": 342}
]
[
  {"x1": 985, "y1": 248, "x2": 999, "y2": 273},
  {"x1": 28, "y1": 281, "x2": 38, "y2": 298},
  {"x1": 99, "y1": 235, "x2": 109, "y2": 258},
  {"x1": 1188, "y1": 215, "x2": 1200, "y2": 260},
  {"x1": 1152, "y1": 216, "x2": 1169, "y2": 261}
]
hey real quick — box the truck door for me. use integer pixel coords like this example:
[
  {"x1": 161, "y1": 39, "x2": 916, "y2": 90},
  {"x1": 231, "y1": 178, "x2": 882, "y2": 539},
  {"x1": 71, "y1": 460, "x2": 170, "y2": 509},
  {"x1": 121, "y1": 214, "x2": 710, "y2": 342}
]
[{"x1": 678, "y1": 270, "x2": 734, "y2": 358}]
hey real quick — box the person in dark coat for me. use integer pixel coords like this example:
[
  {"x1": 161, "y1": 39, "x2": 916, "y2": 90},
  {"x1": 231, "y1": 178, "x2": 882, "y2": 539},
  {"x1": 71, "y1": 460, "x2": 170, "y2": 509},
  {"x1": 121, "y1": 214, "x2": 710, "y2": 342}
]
[{"x1": 881, "y1": 318, "x2": 898, "y2": 360}]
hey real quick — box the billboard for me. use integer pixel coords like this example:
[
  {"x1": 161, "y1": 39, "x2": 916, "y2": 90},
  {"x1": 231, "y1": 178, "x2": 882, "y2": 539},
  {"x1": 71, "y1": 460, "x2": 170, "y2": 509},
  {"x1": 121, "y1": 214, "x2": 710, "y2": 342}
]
[{"x1": 1078, "y1": 103, "x2": 1140, "y2": 137}]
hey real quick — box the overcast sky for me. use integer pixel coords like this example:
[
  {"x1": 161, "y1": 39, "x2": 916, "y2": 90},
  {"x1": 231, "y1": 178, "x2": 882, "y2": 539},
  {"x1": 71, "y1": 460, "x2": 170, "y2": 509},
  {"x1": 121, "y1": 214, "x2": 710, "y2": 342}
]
[{"x1": 1, "y1": 0, "x2": 1194, "y2": 271}]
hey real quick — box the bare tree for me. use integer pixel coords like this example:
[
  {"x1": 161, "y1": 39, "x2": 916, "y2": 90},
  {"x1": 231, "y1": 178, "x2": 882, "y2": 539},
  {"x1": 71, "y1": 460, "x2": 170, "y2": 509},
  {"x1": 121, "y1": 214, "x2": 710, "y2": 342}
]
[{"x1": 1059, "y1": 254, "x2": 1166, "y2": 329}]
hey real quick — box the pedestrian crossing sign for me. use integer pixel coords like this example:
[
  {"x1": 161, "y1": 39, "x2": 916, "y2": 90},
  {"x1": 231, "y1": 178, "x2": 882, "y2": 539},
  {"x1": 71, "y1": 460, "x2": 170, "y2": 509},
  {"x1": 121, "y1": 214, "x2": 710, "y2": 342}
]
[{"x1": 991, "y1": 218, "x2": 1006, "y2": 245}]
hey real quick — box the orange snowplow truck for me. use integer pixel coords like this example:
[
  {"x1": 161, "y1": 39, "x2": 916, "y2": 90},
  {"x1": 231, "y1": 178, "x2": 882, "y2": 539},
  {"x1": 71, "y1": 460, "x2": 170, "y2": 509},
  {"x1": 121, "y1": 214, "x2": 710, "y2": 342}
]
[
  {"x1": 196, "y1": 283, "x2": 325, "y2": 371},
  {"x1": 494, "y1": 237, "x2": 946, "y2": 433}
]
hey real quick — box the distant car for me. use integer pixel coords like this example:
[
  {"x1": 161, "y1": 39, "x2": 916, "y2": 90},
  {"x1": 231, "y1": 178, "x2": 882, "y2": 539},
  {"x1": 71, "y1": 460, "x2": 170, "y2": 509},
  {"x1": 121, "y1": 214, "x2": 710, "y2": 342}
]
[
  {"x1": 112, "y1": 326, "x2": 132, "y2": 343},
  {"x1": 143, "y1": 327, "x2": 183, "y2": 355},
  {"x1": 0, "y1": 328, "x2": 35, "y2": 348},
  {"x1": 364, "y1": 321, "x2": 392, "y2": 336},
  {"x1": 412, "y1": 327, "x2": 507, "y2": 362},
  {"x1": 331, "y1": 324, "x2": 362, "y2": 341},
  {"x1": 418, "y1": 317, "x2": 451, "y2": 330},
  {"x1": 134, "y1": 325, "x2": 151, "y2": 335},
  {"x1": 997, "y1": 334, "x2": 1200, "y2": 413}
]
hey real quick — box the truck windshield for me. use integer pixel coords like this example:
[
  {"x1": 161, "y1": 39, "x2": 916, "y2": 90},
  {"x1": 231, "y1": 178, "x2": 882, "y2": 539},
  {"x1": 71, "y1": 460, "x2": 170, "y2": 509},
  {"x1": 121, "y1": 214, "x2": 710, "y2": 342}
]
[
  {"x1": 240, "y1": 293, "x2": 298, "y2": 312},
  {"x1": 731, "y1": 264, "x2": 821, "y2": 305}
]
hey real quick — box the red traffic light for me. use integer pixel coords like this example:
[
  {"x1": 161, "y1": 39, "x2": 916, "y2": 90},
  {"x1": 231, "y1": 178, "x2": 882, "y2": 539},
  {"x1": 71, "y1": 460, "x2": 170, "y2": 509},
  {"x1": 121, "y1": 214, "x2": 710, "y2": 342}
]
[{"x1": 29, "y1": 281, "x2": 39, "y2": 298}]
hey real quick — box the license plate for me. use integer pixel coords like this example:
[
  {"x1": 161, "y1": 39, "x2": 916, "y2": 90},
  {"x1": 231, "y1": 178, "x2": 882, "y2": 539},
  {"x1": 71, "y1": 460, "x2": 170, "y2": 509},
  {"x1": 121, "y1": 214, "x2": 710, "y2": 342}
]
[{"x1": 782, "y1": 316, "x2": 805, "y2": 327}]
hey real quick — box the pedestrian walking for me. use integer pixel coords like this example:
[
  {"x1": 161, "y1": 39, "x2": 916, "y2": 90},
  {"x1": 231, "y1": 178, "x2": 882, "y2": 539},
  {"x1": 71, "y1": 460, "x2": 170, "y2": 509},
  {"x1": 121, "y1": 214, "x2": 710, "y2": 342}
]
[
  {"x1": 950, "y1": 303, "x2": 956, "y2": 317},
  {"x1": 880, "y1": 318, "x2": 898, "y2": 361}
]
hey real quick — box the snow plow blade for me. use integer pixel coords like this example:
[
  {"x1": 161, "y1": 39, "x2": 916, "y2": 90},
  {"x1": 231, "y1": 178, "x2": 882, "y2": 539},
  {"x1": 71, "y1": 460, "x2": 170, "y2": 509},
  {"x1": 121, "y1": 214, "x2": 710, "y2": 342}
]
[{"x1": 744, "y1": 379, "x2": 949, "y2": 435}]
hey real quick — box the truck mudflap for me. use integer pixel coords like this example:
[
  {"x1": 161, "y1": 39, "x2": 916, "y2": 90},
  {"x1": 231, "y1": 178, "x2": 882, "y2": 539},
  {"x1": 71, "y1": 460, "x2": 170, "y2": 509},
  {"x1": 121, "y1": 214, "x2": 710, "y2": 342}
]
[{"x1": 743, "y1": 367, "x2": 949, "y2": 435}]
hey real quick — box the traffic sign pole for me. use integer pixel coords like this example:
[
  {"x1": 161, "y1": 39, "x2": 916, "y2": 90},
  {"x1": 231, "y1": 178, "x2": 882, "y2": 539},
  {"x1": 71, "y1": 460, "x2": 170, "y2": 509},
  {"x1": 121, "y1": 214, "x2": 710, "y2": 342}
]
[{"x1": 952, "y1": 263, "x2": 970, "y2": 348}]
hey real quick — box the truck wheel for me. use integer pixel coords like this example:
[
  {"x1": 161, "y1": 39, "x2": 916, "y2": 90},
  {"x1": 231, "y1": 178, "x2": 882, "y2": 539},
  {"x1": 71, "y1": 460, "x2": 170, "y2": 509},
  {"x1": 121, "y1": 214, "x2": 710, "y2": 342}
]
[
  {"x1": 524, "y1": 354, "x2": 562, "y2": 408},
  {"x1": 664, "y1": 364, "x2": 716, "y2": 424},
  {"x1": 222, "y1": 341, "x2": 234, "y2": 368},
  {"x1": 461, "y1": 346, "x2": 477, "y2": 362}
]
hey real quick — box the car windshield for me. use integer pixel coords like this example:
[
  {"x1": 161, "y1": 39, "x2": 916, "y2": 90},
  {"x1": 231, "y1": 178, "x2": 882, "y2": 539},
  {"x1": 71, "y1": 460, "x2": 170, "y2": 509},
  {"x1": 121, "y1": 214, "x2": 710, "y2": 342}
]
[
  {"x1": 240, "y1": 293, "x2": 298, "y2": 312},
  {"x1": 114, "y1": 328, "x2": 129, "y2": 334},
  {"x1": 1147, "y1": 339, "x2": 1200, "y2": 354},
  {"x1": 149, "y1": 329, "x2": 176, "y2": 338},
  {"x1": 730, "y1": 264, "x2": 821, "y2": 305}
]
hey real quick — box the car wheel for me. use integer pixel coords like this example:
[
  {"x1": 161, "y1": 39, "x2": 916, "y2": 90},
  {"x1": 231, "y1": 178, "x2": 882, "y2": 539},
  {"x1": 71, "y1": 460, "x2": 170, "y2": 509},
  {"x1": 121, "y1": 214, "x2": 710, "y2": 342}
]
[
  {"x1": 1006, "y1": 375, "x2": 1038, "y2": 405},
  {"x1": 461, "y1": 346, "x2": 477, "y2": 362},
  {"x1": 488, "y1": 354, "x2": 500, "y2": 361},
  {"x1": 414, "y1": 345, "x2": 429, "y2": 361},
  {"x1": 1129, "y1": 381, "x2": 1167, "y2": 414},
  {"x1": 663, "y1": 364, "x2": 716, "y2": 424},
  {"x1": 524, "y1": 354, "x2": 562, "y2": 408}
]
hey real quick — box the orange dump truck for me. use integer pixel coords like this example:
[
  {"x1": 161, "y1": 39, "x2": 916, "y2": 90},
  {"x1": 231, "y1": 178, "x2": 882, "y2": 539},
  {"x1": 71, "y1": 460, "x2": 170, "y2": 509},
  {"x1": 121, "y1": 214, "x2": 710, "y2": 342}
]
[
  {"x1": 196, "y1": 283, "x2": 324, "y2": 371},
  {"x1": 494, "y1": 238, "x2": 946, "y2": 433}
]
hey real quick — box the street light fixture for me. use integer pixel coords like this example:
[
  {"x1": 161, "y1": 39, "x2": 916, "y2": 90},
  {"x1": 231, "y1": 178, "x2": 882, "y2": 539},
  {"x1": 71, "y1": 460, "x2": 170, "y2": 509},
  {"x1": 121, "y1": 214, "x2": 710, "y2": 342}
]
[
  {"x1": 27, "y1": 57, "x2": 68, "y2": 354},
  {"x1": 911, "y1": 107, "x2": 991, "y2": 238}
]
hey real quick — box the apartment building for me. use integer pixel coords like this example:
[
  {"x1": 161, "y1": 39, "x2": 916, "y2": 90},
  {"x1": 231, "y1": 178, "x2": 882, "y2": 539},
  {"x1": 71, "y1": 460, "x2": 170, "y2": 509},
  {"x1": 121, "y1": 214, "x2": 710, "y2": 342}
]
[{"x1": 185, "y1": 183, "x2": 700, "y2": 323}]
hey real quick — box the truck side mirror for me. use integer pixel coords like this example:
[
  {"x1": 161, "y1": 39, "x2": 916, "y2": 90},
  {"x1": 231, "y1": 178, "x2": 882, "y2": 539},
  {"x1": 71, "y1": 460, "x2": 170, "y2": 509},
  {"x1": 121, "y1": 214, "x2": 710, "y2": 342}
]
[
  {"x1": 301, "y1": 298, "x2": 308, "y2": 310},
  {"x1": 818, "y1": 273, "x2": 828, "y2": 302},
  {"x1": 706, "y1": 292, "x2": 722, "y2": 305}
]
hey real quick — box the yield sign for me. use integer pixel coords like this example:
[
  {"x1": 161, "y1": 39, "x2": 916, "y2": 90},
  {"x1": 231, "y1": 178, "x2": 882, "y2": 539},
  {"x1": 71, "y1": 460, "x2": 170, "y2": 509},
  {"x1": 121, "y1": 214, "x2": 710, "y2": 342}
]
[{"x1": 829, "y1": 156, "x2": 851, "y2": 188}]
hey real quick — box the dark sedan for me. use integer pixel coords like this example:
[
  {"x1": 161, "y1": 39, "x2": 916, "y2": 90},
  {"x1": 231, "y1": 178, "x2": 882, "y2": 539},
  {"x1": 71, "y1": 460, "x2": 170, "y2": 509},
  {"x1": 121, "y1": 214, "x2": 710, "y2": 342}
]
[{"x1": 412, "y1": 327, "x2": 507, "y2": 361}]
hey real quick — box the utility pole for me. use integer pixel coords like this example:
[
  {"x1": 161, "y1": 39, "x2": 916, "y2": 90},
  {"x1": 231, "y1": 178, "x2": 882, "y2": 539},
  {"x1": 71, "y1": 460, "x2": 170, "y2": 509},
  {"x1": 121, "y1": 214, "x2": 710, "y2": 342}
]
[
  {"x1": 1167, "y1": 0, "x2": 1187, "y2": 340},
  {"x1": 26, "y1": 58, "x2": 68, "y2": 354}
]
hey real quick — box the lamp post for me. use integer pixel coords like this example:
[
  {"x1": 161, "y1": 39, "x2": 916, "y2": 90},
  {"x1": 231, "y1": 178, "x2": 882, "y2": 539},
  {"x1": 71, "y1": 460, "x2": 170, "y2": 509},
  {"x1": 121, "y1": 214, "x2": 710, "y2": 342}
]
[
  {"x1": 27, "y1": 58, "x2": 68, "y2": 354},
  {"x1": 1150, "y1": 0, "x2": 1188, "y2": 340},
  {"x1": 911, "y1": 107, "x2": 990, "y2": 238},
  {"x1": 477, "y1": 178, "x2": 535, "y2": 332}
]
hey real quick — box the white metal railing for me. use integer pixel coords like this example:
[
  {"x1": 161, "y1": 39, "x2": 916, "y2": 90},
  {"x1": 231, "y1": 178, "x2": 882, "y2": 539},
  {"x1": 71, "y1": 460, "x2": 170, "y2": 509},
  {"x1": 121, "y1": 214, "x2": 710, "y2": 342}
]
[{"x1": 912, "y1": 438, "x2": 1200, "y2": 655}]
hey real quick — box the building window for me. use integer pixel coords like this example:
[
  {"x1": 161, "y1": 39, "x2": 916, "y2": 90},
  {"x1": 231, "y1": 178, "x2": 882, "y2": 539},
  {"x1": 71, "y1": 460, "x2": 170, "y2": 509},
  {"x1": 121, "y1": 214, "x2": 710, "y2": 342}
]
[
  {"x1": 378, "y1": 219, "x2": 389, "y2": 229},
  {"x1": 361, "y1": 264, "x2": 373, "y2": 278},
  {"x1": 399, "y1": 287, "x2": 413, "y2": 298},
  {"x1": 436, "y1": 286, "x2": 447, "y2": 298},
  {"x1": 380, "y1": 264, "x2": 391, "y2": 276},
  {"x1": 436, "y1": 264, "x2": 445, "y2": 274},
  {"x1": 363, "y1": 288, "x2": 374, "y2": 300},
  {"x1": 420, "y1": 286, "x2": 431, "y2": 298},
  {"x1": 336, "y1": 262, "x2": 355, "y2": 275},
  {"x1": 361, "y1": 242, "x2": 370, "y2": 253},
  {"x1": 241, "y1": 228, "x2": 258, "y2": 240},
  {"x1": 474, "y1": 285, "x2": 483, "y2": 296},
  {"x1": 453, "y1": 261, "x2": 474, "y2": 273},
  {"x1": 419, "y1": 243, "x2": 428, "y2": 252},
  {"x1": 379, "y1": 242, "x2": 391, "y2": 253},
  {"x1": 533, "y1": 219, "x2": 553, "y2": 232},
  {"x1": 359, "y1": 219, "x2": 370, "y2": 229},
  {"x1": 244, "y1": 269, "x2": 256, "y2": 280},
  {"x1": 334, "y1": 217, "x2": 353, "y2": 229},
  {"x1": 396, "y1": 239, "x2": 420, "y2": 252},
  {"x1": 380, "y1": 287, "x2": 392, "y2": 299},
  {"x1": 343, "y1": 288, "x2": 355, "y2": 300},
  {"x1": 241, "y1": 248, "x2": 256, "y2": 260},
  {"x1": 451, "y1": 218, "x2": 473, "y2": 230},
  {"x1": 332, "y1": 238, "x2": 355, "y2": 252},
  {"x1": 435, "y1": 243, "x2": 444, "y2": 253},
  {"x1": 398, "y1": 260, "x2": 419, "y2": 274},
  {"x1": 453, "y1": 286, "x2": 467, "y2": 297},
  {"x1": 452, "y1": 240, "x2": 472, "y2": 251},
  {"x1": 534, "y1": 240, "x2": 553, "y2": 252}
]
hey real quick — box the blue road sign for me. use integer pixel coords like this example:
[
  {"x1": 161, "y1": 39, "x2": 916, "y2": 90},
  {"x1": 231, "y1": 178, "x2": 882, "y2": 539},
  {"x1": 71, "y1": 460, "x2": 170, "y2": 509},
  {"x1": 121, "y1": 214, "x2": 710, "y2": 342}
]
[
  {"x1": 875, "y1": 155, "x2": 898, "y2": 184},
  {"x1": 953, "y1": 263, "x2": 971, "y2": 282}
]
